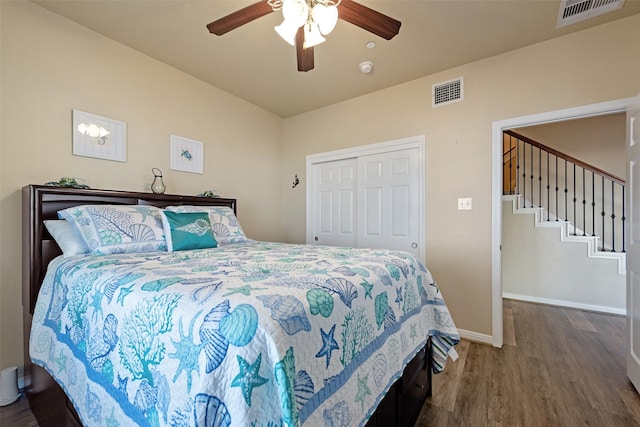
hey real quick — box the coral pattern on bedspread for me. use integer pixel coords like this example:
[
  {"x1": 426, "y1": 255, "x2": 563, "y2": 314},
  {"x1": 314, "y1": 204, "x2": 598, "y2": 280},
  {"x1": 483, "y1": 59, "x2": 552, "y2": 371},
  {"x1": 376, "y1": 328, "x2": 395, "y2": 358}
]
[{"x1": 30, "y1": 241, "x2": 459, "y2": 427}]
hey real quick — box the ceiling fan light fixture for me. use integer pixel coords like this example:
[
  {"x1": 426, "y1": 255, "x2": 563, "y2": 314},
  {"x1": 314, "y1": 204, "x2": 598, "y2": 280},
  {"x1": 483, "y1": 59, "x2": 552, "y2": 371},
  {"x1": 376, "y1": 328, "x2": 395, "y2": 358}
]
[
  {"x1": 207, "y1": 0, "x2": 400, "y2": 72},
  {"x1": 281, "y1": 0, "x2": 308, "y2": 28},
  {"x1": 311, "y1": 3, "x2": 338, "y2": 35},
  {"x1": 275, "y1": 21, "x2": 299, "y2": 46},
  {"x1": 303, "y1": 21, "x2": 326, "y2": 48}
]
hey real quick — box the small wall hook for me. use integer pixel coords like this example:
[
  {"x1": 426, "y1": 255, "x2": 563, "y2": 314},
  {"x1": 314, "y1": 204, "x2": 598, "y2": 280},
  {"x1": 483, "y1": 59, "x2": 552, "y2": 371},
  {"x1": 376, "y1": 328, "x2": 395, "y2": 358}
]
[{"x1": 292, "y1": 174, "x2": 300, "y2": 189}]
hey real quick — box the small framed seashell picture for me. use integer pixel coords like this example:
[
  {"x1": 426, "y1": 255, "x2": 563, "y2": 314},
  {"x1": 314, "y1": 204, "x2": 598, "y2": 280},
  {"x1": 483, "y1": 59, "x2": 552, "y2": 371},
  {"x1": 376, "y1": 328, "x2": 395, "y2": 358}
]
[
  {"x1": 72, "y1": 109, "x2": 127, "y2": 162},
  {"x1": 169, "y1": 134, "x2": 203, "y2": 174}
]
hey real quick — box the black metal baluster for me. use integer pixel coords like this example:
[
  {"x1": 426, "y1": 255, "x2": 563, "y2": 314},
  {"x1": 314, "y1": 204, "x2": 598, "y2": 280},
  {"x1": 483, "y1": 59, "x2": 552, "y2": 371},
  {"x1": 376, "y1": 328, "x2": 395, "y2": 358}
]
[
  {"x1": 555, "y1": 155, "x2": 559, "y2": 221},
  {"x1": 539, "y1": 148, "x2": 542, "y2": 208},
  {"x1": 591, "y1": 171, "x2": 596, "y2": 237},
  {"x1": 601, "y1": 176, "x2": 605, "y2": 251},
  {"x1": 582, "y1": 168, "x2": 586, "y2": 237},
  {"x1": 573, "y1": 163, "x2": 578, "y2": 236},
  {"x1": 622, "y1": 185, "x2": 626, "y2": 253},
  {"x1": 522, "y1": 140, "x2": 527, "y2": 209},
  {"x1": 504, "y1": 136, "x2": 508, "y2": 194},
  {"x1": 546, "y1": 152, "x2": 550, "y2": 220},
  {"x1": 564, "y1": 159, "x2": 568, "y2": 221},
  {"x1": 530, "y1": 144, "x2": 534, "y2": 208},
  {"x1": 509, "y1": 136, "x2": 514, "y2": 194},
  {"x1": 516, "y1": 139, "x2": 520, "y2": 198},
  {"x1": 611, "y1": 181, "x2": 616, "y2": 252}
]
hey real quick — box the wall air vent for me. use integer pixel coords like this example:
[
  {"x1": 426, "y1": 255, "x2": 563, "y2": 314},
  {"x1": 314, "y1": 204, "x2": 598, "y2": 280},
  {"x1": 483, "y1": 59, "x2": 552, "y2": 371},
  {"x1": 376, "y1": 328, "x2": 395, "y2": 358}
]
[
  {"x1": 557, "y1": 0, "x2": 625, "y2": 28},
  {"x1": 432, "y1": 77, "x2": 463, "y2": 107}
]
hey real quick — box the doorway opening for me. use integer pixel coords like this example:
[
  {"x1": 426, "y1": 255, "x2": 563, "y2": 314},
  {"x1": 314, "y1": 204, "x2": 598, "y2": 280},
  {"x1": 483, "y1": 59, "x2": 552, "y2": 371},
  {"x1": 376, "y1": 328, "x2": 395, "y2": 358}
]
[{"x1": 491, "y1": 97, "x2": 634, "y2": 347}]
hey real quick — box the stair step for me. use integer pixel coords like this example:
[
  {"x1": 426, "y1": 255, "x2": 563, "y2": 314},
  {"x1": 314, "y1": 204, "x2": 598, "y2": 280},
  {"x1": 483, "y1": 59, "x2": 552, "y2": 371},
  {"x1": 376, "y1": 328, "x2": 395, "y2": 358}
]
[{"x1": 503, "y1": 194, "x2": 625, "y2": 275}]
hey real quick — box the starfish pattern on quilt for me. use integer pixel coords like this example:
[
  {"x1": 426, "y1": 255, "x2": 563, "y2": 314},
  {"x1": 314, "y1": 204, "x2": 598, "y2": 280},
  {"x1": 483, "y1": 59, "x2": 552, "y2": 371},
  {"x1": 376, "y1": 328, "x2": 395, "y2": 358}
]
[
  {"x1": 354, "y1": 373, "x2": 371, "y2": 412},
  {"x1": 231, "y1": 353, "x2": 269, "y2": 406},
  {"x1": 315, "y1": 324, "x2": 340, "y2": 368}
]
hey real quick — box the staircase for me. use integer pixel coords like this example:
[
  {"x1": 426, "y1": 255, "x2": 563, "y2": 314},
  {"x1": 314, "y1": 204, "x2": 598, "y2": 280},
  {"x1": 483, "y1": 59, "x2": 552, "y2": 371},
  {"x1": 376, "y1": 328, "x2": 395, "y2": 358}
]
[
  {"x1": 503, "y1": 194, "x2": 625, "y2": 274},
  {"x1": 502, "y1": 130, "x2": 626, "y2": 314},
  {"x1": 504, "y1": 130, "x2": 626, "y2": 254}
]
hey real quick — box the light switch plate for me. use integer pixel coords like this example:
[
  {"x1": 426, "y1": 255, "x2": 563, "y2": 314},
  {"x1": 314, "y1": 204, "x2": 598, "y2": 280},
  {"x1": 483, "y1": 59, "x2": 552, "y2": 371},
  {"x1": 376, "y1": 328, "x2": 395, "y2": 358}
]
[{"x1": 458, "y1": 197, "x2": 472, "y2": 210}]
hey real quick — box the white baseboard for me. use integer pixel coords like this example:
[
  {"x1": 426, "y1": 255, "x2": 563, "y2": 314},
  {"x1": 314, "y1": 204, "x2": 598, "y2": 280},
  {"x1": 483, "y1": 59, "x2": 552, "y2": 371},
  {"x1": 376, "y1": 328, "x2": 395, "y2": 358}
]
[
  {"x1": 457, "y1": 328, "x2": 494, "y2": 345},
  {"x1": 503, "y1": 292, "x2": 626, "y2": 315}
]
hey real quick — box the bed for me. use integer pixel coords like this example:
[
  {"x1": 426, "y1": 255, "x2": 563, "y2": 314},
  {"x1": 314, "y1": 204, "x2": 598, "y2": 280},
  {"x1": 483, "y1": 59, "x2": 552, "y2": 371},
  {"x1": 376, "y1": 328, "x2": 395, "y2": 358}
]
[{"x1": 22, "y1": 184, "x2": 459, "y2": 427}]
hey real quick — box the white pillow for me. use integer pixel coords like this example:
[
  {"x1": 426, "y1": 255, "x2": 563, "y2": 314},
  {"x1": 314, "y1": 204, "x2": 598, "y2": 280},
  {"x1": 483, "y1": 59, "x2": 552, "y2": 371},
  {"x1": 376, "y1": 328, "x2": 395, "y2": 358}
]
[{"x1": 44, "y1": 220, "x2": 89, "y2": 257}]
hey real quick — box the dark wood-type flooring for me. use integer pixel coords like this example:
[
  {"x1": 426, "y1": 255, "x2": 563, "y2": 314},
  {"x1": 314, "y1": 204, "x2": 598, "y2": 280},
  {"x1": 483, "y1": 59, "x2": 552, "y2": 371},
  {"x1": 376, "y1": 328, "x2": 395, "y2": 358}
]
[
  {"x1": 418, "y1": 299, "x2": 640, "y2": 426},
  {"x1": 2, "y1": 299, "x2": 639, "y2": 426}
]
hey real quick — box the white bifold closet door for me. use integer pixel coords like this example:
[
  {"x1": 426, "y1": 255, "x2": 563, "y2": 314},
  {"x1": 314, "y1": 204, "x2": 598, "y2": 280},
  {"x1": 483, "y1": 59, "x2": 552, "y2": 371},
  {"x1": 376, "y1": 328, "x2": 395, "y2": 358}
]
[{"x1": 309, "y1": 143, "x2": 422, "y2": 258}]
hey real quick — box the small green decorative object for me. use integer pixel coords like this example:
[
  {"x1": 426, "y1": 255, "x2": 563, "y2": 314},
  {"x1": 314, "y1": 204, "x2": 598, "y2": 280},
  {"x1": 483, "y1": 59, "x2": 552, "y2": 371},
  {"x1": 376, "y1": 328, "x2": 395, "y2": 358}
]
[
  {"x1": 44, "y1": 177, "x2": 90, "y2": 189},
  {"x1": 197, "y1": 190, "x2": 220, "y2": 198}
]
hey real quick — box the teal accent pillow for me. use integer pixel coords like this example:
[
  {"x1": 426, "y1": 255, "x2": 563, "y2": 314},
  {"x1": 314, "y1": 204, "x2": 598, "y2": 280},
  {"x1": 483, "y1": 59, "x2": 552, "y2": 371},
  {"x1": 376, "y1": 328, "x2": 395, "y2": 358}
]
[
  {"x1": 165, "y1": 205, "x2": 247, "y2": 244},
  {"x1": 160, "y1": 211, "x2": 218, "y2": 252}
]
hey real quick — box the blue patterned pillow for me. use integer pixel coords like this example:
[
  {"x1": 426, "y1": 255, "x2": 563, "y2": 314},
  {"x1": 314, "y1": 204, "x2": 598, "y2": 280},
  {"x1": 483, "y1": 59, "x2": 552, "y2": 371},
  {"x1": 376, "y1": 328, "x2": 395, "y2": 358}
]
[
  {"x1": 160, "y1": 211, "x2": 218, "y2": 252},
  {"x1": 165, "y1": 205, "x2": 247, "y2": 244},
  {"x1": 58, "y1": 205, "x2": 167, "y2": 255}
]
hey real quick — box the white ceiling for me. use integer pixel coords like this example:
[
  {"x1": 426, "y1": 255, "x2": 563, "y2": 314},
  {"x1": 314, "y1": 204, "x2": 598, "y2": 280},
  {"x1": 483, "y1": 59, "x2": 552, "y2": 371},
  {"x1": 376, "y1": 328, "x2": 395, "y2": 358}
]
[{"x1": 33, "y1": 0, "x2": 640, "y2": 118}]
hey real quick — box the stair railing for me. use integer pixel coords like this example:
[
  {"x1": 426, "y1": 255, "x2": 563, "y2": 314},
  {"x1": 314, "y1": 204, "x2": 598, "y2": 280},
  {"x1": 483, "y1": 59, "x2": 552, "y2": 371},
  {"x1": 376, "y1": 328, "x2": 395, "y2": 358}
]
[{"x1": 503, "y1": 130, "x2": 626, "y2": 253}]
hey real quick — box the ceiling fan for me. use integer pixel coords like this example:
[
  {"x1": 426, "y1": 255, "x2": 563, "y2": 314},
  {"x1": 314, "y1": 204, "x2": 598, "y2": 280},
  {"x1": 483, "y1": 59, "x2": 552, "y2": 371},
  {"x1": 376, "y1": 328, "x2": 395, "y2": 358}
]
[{"x1": 207, "y1": 0, "x2": 401, "y2": 72}]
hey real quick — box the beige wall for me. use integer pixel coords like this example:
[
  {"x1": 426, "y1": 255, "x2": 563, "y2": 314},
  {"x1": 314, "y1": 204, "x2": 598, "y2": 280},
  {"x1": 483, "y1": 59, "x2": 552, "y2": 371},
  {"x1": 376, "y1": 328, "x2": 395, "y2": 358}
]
[
  {"x1": 281, "y1": 14, "x2": 640, "y2": 338},
  {"x1": 0, "y1": 2, "x2": 284, "y2": 369},
  {"x1": 516, "y1": 113, "x2": 626, "y2": 179},
  {"x1": 2, "y1": 1, "x2": 639, "y2": 371}
]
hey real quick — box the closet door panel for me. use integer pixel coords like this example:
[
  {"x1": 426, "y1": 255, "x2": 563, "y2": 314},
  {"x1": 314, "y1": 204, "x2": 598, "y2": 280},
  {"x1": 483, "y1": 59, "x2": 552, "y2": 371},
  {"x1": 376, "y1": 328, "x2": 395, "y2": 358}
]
[
  {"x1": 391, "y1": 185, "x2": 410, "y2": 237},
  {"x1": 311, "y1": 158, "x2": 357, "y2": 247},
  {"x1": 319, "y1": 190, "x2": 333, "y2": 233},
  {"x1": 339, "y1": 190, "x2": 355, "y2": 235},
  {"x1": 364, "y1": 186, "x2": 383, "y2": 237},
  {"x1": 357, "y1": 148, "x2": 420, "y2": 255}
]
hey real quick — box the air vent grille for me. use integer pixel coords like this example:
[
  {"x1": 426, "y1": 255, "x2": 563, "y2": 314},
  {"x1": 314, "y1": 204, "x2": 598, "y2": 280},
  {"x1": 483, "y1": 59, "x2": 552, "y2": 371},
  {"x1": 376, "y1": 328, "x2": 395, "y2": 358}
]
[
  {"x1": 432, "y1": 77, "x2": 463, "y2": 107},
  {"x1": 557, "y1": 0, "x2": 625, "y2": 28}
]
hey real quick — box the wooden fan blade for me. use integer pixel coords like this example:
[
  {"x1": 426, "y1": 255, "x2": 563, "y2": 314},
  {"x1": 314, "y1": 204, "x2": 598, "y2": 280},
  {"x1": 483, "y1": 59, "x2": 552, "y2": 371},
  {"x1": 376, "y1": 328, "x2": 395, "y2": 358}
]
[
  {"x1": 296, "y1": 27, "x2": 314, "y2": 72},
  {"x1": 207, "y1": 1, "x2": 273, "y2": 36},
  {"x1": 338, "y1": 0, "x2": 401, "y2": 40}
]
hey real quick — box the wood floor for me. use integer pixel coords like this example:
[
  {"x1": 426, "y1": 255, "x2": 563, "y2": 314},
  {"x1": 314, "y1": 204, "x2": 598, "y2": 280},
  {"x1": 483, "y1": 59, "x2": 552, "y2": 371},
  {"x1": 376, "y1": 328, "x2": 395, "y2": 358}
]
[
  {"x1": 0, "y1": 394, "x2": 38, "y2": 427},
  {"x1": 2, "y1": 299, "x2": 639, "y2": 426},
  {"x1": 418, "y1": 299, "x2": 640, "y2": 426}
]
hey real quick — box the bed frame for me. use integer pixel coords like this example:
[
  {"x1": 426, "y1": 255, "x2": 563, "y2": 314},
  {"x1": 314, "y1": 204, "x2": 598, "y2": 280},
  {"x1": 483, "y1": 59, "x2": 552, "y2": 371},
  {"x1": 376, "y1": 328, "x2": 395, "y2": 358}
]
[{"x1": 22, "y1": 184, "x2": 432, "y2": 427}]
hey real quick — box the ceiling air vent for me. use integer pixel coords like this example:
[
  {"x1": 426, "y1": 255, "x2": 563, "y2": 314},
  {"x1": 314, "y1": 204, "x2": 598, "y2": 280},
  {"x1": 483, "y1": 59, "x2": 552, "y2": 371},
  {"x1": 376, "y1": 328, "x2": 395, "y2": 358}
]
[
  {"x1": 432, "y1": 77, "x2": 463, "y2": 107},
  {"x1": 557, "y1": 0, "x2": 625, "y2": 28}
]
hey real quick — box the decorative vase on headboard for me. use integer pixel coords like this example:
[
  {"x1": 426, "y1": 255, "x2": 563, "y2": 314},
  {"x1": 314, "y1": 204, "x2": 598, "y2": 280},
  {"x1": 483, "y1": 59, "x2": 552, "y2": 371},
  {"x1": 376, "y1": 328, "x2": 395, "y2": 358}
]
[{"x1": 151, "y1": 168, "x2": 166, "y2": 194}]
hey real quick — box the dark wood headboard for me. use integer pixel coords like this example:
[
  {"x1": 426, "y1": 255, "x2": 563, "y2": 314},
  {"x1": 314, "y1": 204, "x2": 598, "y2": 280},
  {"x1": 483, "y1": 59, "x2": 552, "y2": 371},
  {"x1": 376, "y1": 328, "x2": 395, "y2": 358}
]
[
  {"x1": 22, "y1": 184, "x2": 237, "y2": 315},
  {"x1": 21, "y1": 184, "x2": 238, "y2": 421}
]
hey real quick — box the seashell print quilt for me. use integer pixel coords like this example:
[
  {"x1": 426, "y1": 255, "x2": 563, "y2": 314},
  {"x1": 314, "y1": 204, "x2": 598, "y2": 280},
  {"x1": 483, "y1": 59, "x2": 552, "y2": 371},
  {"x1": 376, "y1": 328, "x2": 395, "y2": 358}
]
[{"x1": 30, "y1": 240, "x2": 459, "y2": 427}]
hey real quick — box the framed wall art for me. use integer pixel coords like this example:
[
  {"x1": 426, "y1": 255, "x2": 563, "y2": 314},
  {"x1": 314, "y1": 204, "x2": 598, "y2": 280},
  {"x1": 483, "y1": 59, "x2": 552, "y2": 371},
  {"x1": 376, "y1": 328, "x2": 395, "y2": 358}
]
[
  {"x1": 72, "y1": 109, "x2": 127, "y2": 162},
  {"x1": 170, "y1": 134, "x2": 204, "y2": 174}
]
